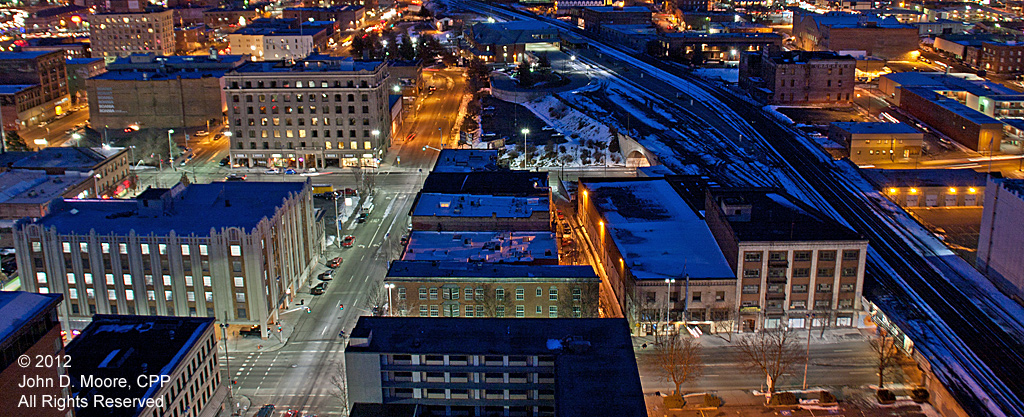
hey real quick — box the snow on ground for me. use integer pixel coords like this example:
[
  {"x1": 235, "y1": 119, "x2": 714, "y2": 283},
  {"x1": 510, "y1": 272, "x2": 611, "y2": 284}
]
[{"x1": 693, "y1": 67, "x2": 739, "y2": 83}]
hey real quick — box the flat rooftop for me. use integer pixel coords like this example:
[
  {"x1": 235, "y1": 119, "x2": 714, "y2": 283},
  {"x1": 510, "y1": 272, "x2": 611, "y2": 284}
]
[
  {"x1": 386, "y1": 261, "x2": 597, "y2": 280},
  {"x1": 994, "y1": 178, "x2": 1024, "y2": 199},
  {"x1": 708, "y1": 189, "x2": 864, "y2": 242},
  {"x1": 412, "y1": 193, "x2": 549, "y2": 219},
  {"x1": 0, "y1": 291, "x2": 62, "y2": 345},
  {"x1": 420, "y1": 171, "x2": 549, "y2": 196},
  {"x1": 347, "y1": 317, "x2": 646, "y2": 417},
  {"x1": 831, "y1": 122, "x2": 921, "y2": 135},
  {"x1": 904, "y1": 87, "x2": 1003, "y2": 125},
  {"x1": 582, "y1": 179, "x2": 734, "y2": 280},
  {"x1": 0, "y1": 170, "x2": 92, "y2": 205},
  {"x1": 30, "y1": 181, "x2": 305, "y2": 236},
  {"x1": 11, "y1": 147, "x2": 122, "y2": 170},
  {"x1": 432, "y1": 149, "x2": 501, "y2": 172},
  {"x1": 402, "y1": 231, "x2": 558, "y2": 263},
  {"x1": 862, "y1": 168, "x2": 988, "y2": 188},
  {"x1": 0, "y1": 84, "x2": 36, "y2": 95},
  {"x1": 230, "y1": 55, "x2": 384, "y2": 73},
  {"x1": 65, "y1": 315, "x2": 214, "y2": 417}
]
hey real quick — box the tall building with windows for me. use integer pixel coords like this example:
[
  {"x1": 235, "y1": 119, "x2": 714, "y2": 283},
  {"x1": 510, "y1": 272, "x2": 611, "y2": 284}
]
[
  {"x1": 12, "y1": 180, "x2": 323, "y2": 337},
  {"x1": 223, "y1": 56, "x2": 391, "y2": 168},
  {"x1": 0, "y1": 50, "x2": 71, "y2": 129},
  {"x1": 88, "y1": 9, "x2": 175, "y2": 59},
  {"x1": 345, "y1": 317, "x2": 647, "y2": 417}
]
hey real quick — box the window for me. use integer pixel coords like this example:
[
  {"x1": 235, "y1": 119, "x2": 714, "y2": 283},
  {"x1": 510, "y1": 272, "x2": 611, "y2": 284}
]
[
  {"x1": 790, "y1": 300, "x2": 806, "y2": 309},
  {"x1": 549, "y1": 306, "x2": 558, "y2": 318},
  {"x1": 792, "y1": 284, "x2": 808, "y2": 293},
  {"x1": 840, "y1": 283, "x2": 855, "y2": 292},
  {"x1": 398, "y1": 288, "x2": 406, "y2": 300},
  {"x1": 838, "y1": 299, "x2": 853, "y2": 308},
  {"x1": 536, "y1": 287, "x2": 543, "y2": 297},
  {"x1": 742, "y1": 285, "x2": 759, "y2": 294},
  {"x1": 230, "y1": 245, "x2": 241, "y2": 256},
  {"x1": 818, "y1": 250, "x2": 836, "y2": 261},
  {"x1": 515, "y1": 305, "x2": 525, "y2": 317},
  {"x1": 743, "y1": 269, "x2": 760, "y2": 278},
  {"x1": 419, "y1": 287, "x2": 427, "y2": 300},
  {"x1": 549, "y1": 287, "x2": 558, "y2": 300},
  {"x1": 476, "y1": 288, "x2": 484, "y2": 301},
  {"x1": 465, "y1": 306, "x2": 474, "y2": 317},
  {"x1": 841, "y1": 267, "x2": 857, "y2": 277},
  {"x1": 842, "y1": 250, "x2": 860, "y2": 261},
  {"x1": 817, "y1": 283, "x2": 833, "y2": 293},
  {"x1": 692, "y1": 292, "x2": 701, "y2": 302},
  {"x1": 814, "y1": 300, "x2": 831, "y2": 309},
  {"x1": 744, "y1": 251, "x2": 762, "y2": 262},
  {"x1": 429, "y1": 288, "x2": 438, "y2": 300},
  {"x1": 536, "y1": 306, "x2": 542, "y2": 314},
  {"x1": 234, "y1": 277, "x2": 244, "y2": 287},
  {"x1": 429, "y1": 305, "x2": 439, "y2": 317},
  {"x1": 768, "y1": 251, "x2": 786, "y2": 261},
  {"x1": 793, "y1": 268, "x2": 810, "y2": 278},
  {"x1": 515, "y1": 287, "x2": 525, "y2": 300},
  {"x1": 496, "y1": 306, "x2": 505, "y2": 317},
  {"x1": 816, "y1": 268, "x2": 834, "y2": 278},
  {"x1": 496, "y1": 288, "x2": 505, "y2": 301},
  {"x1": 715, "y1": 291, "x2": 725, "y2": 302},
  {"x1": 419, "y1": 306, "x2": 428, "y2": 317},
  {"x1": 572, "y1": 288, "x2": 581, "y2": 301}
]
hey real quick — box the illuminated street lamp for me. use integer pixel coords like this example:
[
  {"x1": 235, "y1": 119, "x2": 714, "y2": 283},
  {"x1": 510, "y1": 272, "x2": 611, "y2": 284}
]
[
  {"x1": 521, "y1": 128, "x2": 530, "y2": 169},
  {"x1": 167, "y1": 129, "x2": 176, "y2": 171},
  {"x1": 384, "y1": 283, "x2": 395, "y2": 315}
]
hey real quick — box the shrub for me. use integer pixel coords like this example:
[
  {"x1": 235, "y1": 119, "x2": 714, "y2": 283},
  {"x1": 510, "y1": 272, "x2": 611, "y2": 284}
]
[
  {"x1": 911, "y1": 388, "x2": 930, "y2": 403},
  {"x1": 876, "y1": 389, "x2": 896, "y2": 404},
  {"x1": 769, "y1": 392, "x2": 798, "y2": 406},
  {"x1": 819, "y1": 390, "x2": 837, "y2": 404},
  {"x1": 702, "y1": 394, "x2": 722, "y2": 408}
]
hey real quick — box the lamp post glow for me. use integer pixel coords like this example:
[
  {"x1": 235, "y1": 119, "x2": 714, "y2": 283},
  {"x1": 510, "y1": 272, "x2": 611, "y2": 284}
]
[
  {"x1": 521, "y1": 128, "x2": 530, "y2": 169},
  {"x1": 665, "y1": 278, "x2": 676, "y2": 334},
  {"x1": 384, "y1": 283, "x2": 395, "y2": 315},
  {"x1": 167, "y1": 129, "x2": 176, "y2": 171}
]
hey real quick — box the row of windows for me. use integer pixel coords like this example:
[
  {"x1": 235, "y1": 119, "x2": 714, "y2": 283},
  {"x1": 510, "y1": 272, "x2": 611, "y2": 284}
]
[
  {"x1": 229, "y1": 79, "x2": 375, "y2": 89},
  {"x1": 417, "y1": 304, "x2": 566, "y2": 318},
  {"x1": 415, "y1": 286, "x2": 562, "y2": 301},
  {"x1": 743, "y1": 249, "x2": 860, "y2": 263},
  {"x1": 743, "y1": 267, "x2": 859, "y2": 279},
  {"x1": 48, "y1": 241, "x2": 238, "y2": 256},
  {"x1": 234, "y1": 93, "x2": 369, "y2": 103},
  {"x1": 238, "y1": 139, "x2": 374, "y2": 150},
  {"x1": 234, "y1": 105, "x2": 371, "y2": 117},
  {"x1": 742, "y1": 283, "x2": 856, "y2": 293}
]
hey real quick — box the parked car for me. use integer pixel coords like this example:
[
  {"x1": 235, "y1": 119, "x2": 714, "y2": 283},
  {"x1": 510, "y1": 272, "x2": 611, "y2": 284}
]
[
  {"x1": 343, "y1": 188, "x2": 357, "y2": 196},
  {"x1": 327, "y1": 257, "x2": 343, "y2": 268},
  {"x1": 310, "y1": 283, "x2": 326, "y2": 295},
  {"x1": 322, "y1": 269, "x2": 335, "y2": 278},
  {"x1": 219, "y1": 157, "x2": 230, "y2": 166},
  {"x1": 318, "y1": 272, "x2": 334, "y2": 281},
  {"x1": 225, "y1": 173, "x2": 246, "y2": 181},
  {"x1": 196, "y1": 130, "x2": 209, "y2": 137},
  {"x1": 542, "y1": 125, "x2": 555, "y2": 131},
  {"x1": 240, "y1": 325, "x2": 262, "y2": 338},
  {"x1": 284, "y1": 168, "x2": 297, "y2": 174},
  {"x1": 265, "y1": 168, "x2": 280, "y2": 174},
  {"x1": 356, "y1": 213, "x2": 368, "y2": 223},
  {"x1": 342, "y1": 235, "x2": 354, "y2": 247},
  {"x1": 406, "y1": 133, "x2": 417, "y2": 141},
  {"x1": 400, "y1": 234, "x2": 410, "y2": 245}
]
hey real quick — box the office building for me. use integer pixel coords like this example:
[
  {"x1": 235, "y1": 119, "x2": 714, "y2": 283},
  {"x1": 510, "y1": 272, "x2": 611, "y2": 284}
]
[
  {"x1": 658, "y1": 32, "x2": 781, "y2": 63},
  {"x1": 65, "y1": 314, "x2": 225, "y2": 417},
  {"x1": 345, "y1": 317, "x2": 647, "y2": 417},
  {"x1": 579, "y1": 6, "x2": 652, "y2": 32},
  {"x1": 465, "y1": 21, "x2": 560, "y2": 64},
  {"x1": 828, "y1": 122, "x2": 923, "y2": 164},
  {"x1": 792, "y1": 10, "x2": 918, "y2": 60},
  {"x1": 978, "y1": 178, "x2": 1024, "y2": 301},
  {"x1": 87, "y1": 53, "x2": 247, "y2": 130},
  {"x1": 227, "y1": 18, "x2": 337, "y2": 62},
  {"x1": 0, "y1": 51, "x2": 71, "y2": 130},
  {"x1": 88, "y1": 9, "x2": 175, "y2": 59},
  {"x1": 12, "y1": 180, "x2": 323, "y2": 335},
  {"x1": 282, "y1": 6, "x2": 365, "y2": 31},
  {"x1": 0, "y1": 292, "x2": 65, "y2": 417},
  {"x1": 385, "y1": 261, "x2": 599, "y2": 318},
  {"x1": 223, "y1": 56, "x2": 391, "y2": 168},
  {"x1": 739, "y1": 50, "x2": 855, "y2": 105}
]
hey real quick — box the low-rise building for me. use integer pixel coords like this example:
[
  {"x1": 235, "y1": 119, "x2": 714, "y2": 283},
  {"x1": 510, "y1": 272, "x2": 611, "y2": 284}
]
[
  {"x1": 203, "y1": 4, "x2": 270, "y2": 30},
  {"x1": 793, "y1": 10, "x2": 919, "y2": 60},
  {"x1": 899, "y1": 86, "x2": 1003, "y2": 152},
  {"x1": 862, "y1": 169, "x2": 987, "y2": 208},
  {"x1": 2, "y1": 146, "x2": 133, "y2": 198},
  {"x1": 88, "y1": 9, "x2": 175, "y2": 59},
  {"x1": 0, "y1": 51, "x2": 71, "y2": 130},
  {"x1": 421, "y1": 171, "x2": 550, "y2": 197},
  {"x1": 431, "y1": 149, "x2": 502, "y2": 172},
  {"x1": 24, "y1": 5, "x2": 88, "y2": 34},
  {"x1": 978, "y1": 178, "x2": 1024, "y2": 301},
  {"x1": 658, "y1": 32, "x2": 781, "y2": 63},
  {"x1": 0, "y1": 292, "x2": 65, "y2": 417},
  {"x1": 580, "y1": 6, "x2": 652, "y2": 32},
  {"x1": 228, "y1": 18, "x2": 337, "y2": 62},
  {"x1": 385, "y1": 261, "x2": 599, "y2": 318},
  {"x1": 411, "y1": 193, "x2": 551, "y2": 232},
  {"x1": 175, "y1": 25, "x2": 206, "y2": 54},
  {"x1": 65, "y1": 315, "x2": 225, "y2": 417},
  {"x1": 344, "y1": 317, "x2": 647, "y2": 417},
  {"x1": 401, "y1": 231, "x2": 559, "y2": 264},
  {"x1": 0, "y1": 170, "x2": 94, "y2": 247},
  {"x1": 19, "y1": 38, "x2": 90, "y2": 61},
  {"x1": 740, "y1": 50, "x2": 855, "y2": 105},
  {"x1": 282, "y1": 6, "x2": 365, "y2": 31},
  {"x1": 65, "y1": 57, "x2": 106, "y2": 104},
  {"x1": 87, "y1": 53, "x2": 247, "y2": 130},
  {"x1": 828, "y1": 122, "x2": 923, "y2": 164},
  {"x1": 465, "y1": 21, "x2": 560, "y2": 64},
  {"x1": 13, "y1": 180, "x2": 323, "y2": 334}
]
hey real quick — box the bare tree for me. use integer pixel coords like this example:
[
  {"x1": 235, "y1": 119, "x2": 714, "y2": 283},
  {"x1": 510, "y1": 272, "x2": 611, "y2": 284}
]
[
  {"x1": 328, "y1": 360, "x2": 351, "y2": 416},
  {"x1": 656, "y1": 330, "x2": 704, "y2": 398},
  {"x1": 710, "y1": 309, "x2": 734, "y2": 342},
  {"x1": 735, "y1": 327, "x2": 802, "y2": 403},
  {"x1": 637, "y1": 295, "x2": 663, "y2": 343},
  {"x1": 478, "y1": 283, "x2": 512, "y2": 317},
  {"x1": 351, "y1": 167, "x2": 376, "y2": 197},
  {"x1": 364, "y1": 286, "x2": 387, "y2": 316},
  {"x1": 558, "y1": 284, "x2": 600, "y2": 318},
  {"x1": 869, "y1": 332, "x2": 901, "y2": 389}
]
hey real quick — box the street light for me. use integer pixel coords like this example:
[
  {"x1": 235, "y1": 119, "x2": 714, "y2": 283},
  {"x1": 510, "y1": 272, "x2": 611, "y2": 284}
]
[
  {"x1": 167, "y1": 129, "x2": 176, "y2": 171},
  {"x1": 665, "y1": 278, "x2": 676, "y2": 334},
  {"x1": 521, "y1": 128, "x2": 530, "y2": 169},
  {"x1": 384, "y1": 283, "x2": 395, "y2": 315}
]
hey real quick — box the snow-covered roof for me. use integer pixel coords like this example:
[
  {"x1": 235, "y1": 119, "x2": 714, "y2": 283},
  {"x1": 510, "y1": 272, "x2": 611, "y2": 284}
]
[
  {"x1": 0, "y1": 291, "x2": 62, "y2": 345},
  {"x1": 830, "y1": 122, "x2": 921, "y2": 135},
  {"x1": 582, "y1": 179, "x2": 734, "y2": 280},
  {"x1": 412, "y1": 193, "x2": 549, "y2": 218},
  {"x1": 432, "y1": 149, "x2": 502, "y2": 172},
  {"x1": 402, "y1": 231, "x2": 557, "y2": 264}
]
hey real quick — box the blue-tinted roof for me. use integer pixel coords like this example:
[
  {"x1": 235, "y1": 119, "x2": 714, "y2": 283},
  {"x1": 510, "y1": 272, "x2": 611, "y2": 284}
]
[
  {"x1": 387, "y1": 261, "x2": 596, "y2": 279},
  {"x1": 347, "y1": 317, "x2": 646, "y2": 417},
  {"x1": 11, "y1": 147, "x2": 114, "y2": 169},
  {"x1": 808, "y1": 11, "x2": 911, "y2": 28},
  {"x1": 92, "y1": 70, "x2": 228, "y2": 80},
  {"x1": 65, "y1": 315, "x2": 214, "y2": 417},
  {"x1": 66, "y1": 57, "x2": 104, "y2": 65},
  {"x1": 831, "y1": 122, "x2": 921, "y2": 135},
  {"x1": 905, "y1": 87, "x2": 1002, "y2": 125},
  {"x1": 994, "y1": 178, "x2": 1024, "y2": 200},
  {"x1": 0, "y1": 84, "x2": 36, "y2": 95},
  {"x1": 0, "y1": 50, "x2": 56, "y2": 60},
  {"x1": 32, "y1": 181, "x2": 306, "y2": 236},
  {"x1": 862, "y1": 168, "x2": 988, "y2": 188},
  {"x1": 432, "y1": 149, "x2": 501, "y2": 172},
  {"x1": 0, "y1": 291, "x2": 62, "y2": 345},
  {"x1": 230, "y1": 56, "x2": 384, "y2": 73},
  {"x1": 583, "y1": 5, "x2": 651, "y2": 12}
]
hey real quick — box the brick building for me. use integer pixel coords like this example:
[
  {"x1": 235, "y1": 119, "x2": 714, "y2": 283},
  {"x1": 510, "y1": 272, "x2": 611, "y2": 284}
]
[
  {"x1": 828, "y1": 122, "x2": 923, "y2": 165},
  {"x1": 898, "y1": 87, "x2": 1003, "y2": 152},
  {"x1": 203, "y1": 4, "x2": 269, "y2": 30},
  {"x1": 0, "y1": 292, "x2": 65, "y2": 417},
  {"x1": 88, "y1": 9, "x2": 175, "y2": 59},
  {"x1": 465, "y1": 21, "x2": 560, "y2": 64},
  {"x1": 739, "y1": 50, "x2": 855, "y2": 105},
  {"x1": 0, "y1": 51, "x2": 71, "y2": 130},
  {"x1": 385, "y1": 262, "x2": 600, "y2": 318},
  {"x1": 282, "y1": 6, "x2": 365, "y2": 31},
  {"x1": 978, "y1": 178, "x2": 1024, "y2": 302},
  {"x1": 793, "y1": 10, "x2": 919, "y2": 60},
  {"x1": 580, "y1": 6, "x2": 652, "y2": 32},
  {"x1": 658, "y1": 32, "x2": 781, "y2": 62}
]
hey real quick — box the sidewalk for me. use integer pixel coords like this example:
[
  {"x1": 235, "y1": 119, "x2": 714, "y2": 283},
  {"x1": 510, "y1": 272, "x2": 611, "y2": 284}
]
[{"x1": 631, "y1": 327, "x2": 874, "y2": 351}]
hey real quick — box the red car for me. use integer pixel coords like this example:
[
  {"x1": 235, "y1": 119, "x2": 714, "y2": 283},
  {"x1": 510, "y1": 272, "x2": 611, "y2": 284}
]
[
  {"x1": 327, "y1": 257, "x2": 343, "y2": 268},
  {"x1": 342, "y1": 235, "x2": 354, "y2": 248},
  {"x1": 283, "y1": 411, "x2": 301, "y2": 417},
  {"x1": 406, "y1": 133, "x2": 416, "y2": 141},
  {"x1": 556, "y1": 210, "x2": 565, "y2": 221}
]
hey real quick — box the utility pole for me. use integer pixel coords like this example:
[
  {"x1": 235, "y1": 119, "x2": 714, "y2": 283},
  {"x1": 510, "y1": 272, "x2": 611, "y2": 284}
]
[{"x1": 167, "y1": 129, "x2": 177, "y2": 171}]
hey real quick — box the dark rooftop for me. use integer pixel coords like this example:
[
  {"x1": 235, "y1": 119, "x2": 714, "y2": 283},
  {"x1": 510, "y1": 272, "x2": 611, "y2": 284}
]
[
  {"x1": 230, "y1": 55, "x2": 384, "y2": 73},
  {"x1": 65, "y1": 315, "x2": 214, "y2": 417},
  {"x1": 347, "y1": 317, "x2": 646, "y2": 417},
  {"x1": 432, "y1": 149, "x2": 502, "y2": 172},
  {"x1": 0, "y1": 291, "x2": 62, "y2": 345},
  {"x1": 708, "y1": 188, "x2": 864, "y2": 242},
  {"x1": 10, "y1": 147, "x2": 120, "y2": 170},
  {"x1": 420, "y1": 171, "x2": 549, "y2": 196},
  {"x1": 387, "y1": 261, "x2": 597, "y2": 279},
  {"x1": 349, "y1": 403, "x2": 421, "y2": 417},
  {"x1": 861, "y1": 168, "x2": 988, "y2": 189},
  {"x1": 995, "y1": 178, "x2": 1024, "y2": 199},
  {"x1": 29, "y1": 181, "x2": 306, "y2": 236}
]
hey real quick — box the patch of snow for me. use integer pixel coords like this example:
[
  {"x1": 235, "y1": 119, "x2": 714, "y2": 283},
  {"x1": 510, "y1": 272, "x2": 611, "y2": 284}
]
[{"x1": 693, "y1": 67, "x2": 739, "y2": 83}]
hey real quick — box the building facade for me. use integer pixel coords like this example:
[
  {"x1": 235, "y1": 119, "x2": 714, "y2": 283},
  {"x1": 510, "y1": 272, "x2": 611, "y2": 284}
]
[
  {"x1": 385, "y1": 261, "x2": 600, "y2": 318},
  {"x1": 0, "y1": 51, "x2": 71, "y2": 129},
  {"x1": 828, "y1": 122, "x2": 923, "y2": 164},
  {"x1": 1, "y1": 146, "x2": 134, "y2": 198},
  {"x1": 465, "y1": 21, "x2": 560, "y2": 64},
  {"x1": 88, "y1": 9, "x2": 175, "y2": 59},
  {"x1": 740, "y1": 50, "x2": 855, "y2": 105},
  {"x1": 978, "y1": 178, "x2": 1024, "y2": 301},
  {"x1": 224, "y1": 56, "x2": 391, "y2": 168},
  {"x1": 580, "y1": 6, "x2": 652, "y2": 32},
  {"x1": 659, "y1": 32, "x2": 781, "y2": 63},
  {"x1": 282, "y1": 6, "x2": 365, "y2": 30},
  {"x1": 793, "y1": 10, "x2": 919, "y2": 60},
  {"x1": 345, "y1": 317, "x2": 647, "y2": 417},
  {"x1": 65, "y1": 315, "x2": 225, "y2": 417},
  {"x1": 13, "y1": 181, "x2": 323, "y2": 335},
  {"x1": 0, "y1": 292, "x2": 66, "y2": 417}
]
